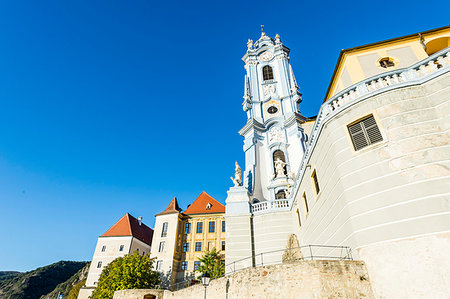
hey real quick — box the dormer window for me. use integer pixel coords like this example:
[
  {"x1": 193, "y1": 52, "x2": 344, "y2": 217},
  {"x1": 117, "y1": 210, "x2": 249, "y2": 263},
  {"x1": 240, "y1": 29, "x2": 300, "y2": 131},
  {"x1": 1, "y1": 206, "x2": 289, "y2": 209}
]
[
  {"x1": 379, "y1": 57, "x2": 395, "y2": 68},
  {"x1": 206, "y1": 203, "x2": 212, "y2": 210},
  {"x1": 263, "y1": 65, "x2": 274, "y2": 81}
]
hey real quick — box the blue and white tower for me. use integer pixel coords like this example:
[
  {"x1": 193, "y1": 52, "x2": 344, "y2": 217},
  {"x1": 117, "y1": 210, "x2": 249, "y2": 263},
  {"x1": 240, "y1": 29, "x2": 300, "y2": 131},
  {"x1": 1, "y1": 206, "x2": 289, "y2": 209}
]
[
  {"x1": 239, "y1": 31, "x2": 306, "y2": 202},
  {"x1": 225, "y1": 30, "x2": 307, "y2": 270}
]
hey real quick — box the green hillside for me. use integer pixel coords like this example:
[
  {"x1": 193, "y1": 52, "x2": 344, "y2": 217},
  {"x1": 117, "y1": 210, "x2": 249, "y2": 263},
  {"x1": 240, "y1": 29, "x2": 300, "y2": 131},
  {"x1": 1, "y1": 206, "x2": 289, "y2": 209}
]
[
  {"x1": 0, "y1": 272, "x2": 21, "y2": 282},
  {"x1": 40, "y1": 263, "x2": 90, "y2": 299},
  {"x1": 0, "y1": 261, "x2": 88, "y2": 299}
]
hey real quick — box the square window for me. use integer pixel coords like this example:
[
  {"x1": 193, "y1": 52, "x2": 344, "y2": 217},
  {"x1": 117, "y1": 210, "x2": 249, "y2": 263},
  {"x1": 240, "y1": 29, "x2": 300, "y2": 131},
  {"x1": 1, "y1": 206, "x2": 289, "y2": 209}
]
[
  {"x1": 194, "y1": 261, "x2": 200, "y2": 271},
  {"x1": 222, "y1": 221, "x2": 225, "y2": 232},
  {"x1": 101, "y1": 245, "x2": 106, "y2": 252},
  {"x1": 209, "y1": 221, "x2": 215, "y2": 233},
  {"x1": 183, "y1": 242, "x2": 189, "y2": 252},
  {"x1": 119, "y1": 245, "x2": 124, "y2": 252},
  {"x1": 185, "y1": 223, "x2": 191, "y2": 234},
  {"x1": 196, "y1": 222, "x2": 203, "y2": 234},
  {"x1": 159, "y1": 241, "x2": 165, "y2": 253},
  {"x1": 195, "y1": 242, "x2": 202, "y2": 252},
  {"x1": 348, "y1": 115, "x2": 383, "y2": 151},
  {"x1": 97, "y1": 261, "x2": 102, "y2": 268},
  {"x1": 181, "y1": 261, "x2": 188, "y2": 271}
]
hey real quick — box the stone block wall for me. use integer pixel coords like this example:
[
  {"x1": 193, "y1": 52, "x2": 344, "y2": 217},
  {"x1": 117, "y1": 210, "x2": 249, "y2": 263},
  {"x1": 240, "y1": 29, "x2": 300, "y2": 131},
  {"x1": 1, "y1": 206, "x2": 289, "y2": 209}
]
[{"x1": 114, "y1": 260, "x2": 374, "y2": 299}]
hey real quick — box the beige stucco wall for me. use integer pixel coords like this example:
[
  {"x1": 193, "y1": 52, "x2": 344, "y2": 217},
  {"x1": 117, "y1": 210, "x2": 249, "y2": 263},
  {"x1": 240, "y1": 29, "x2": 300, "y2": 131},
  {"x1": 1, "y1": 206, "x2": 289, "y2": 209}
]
[
  {"x1": 295, "y1": 70, "x2": 450, "y2": 297},
  {"x1": 252, "y1": 211, "x2": 296, "y2": 265},
  {"x1": 151, "y1": 213, "x2": 183, "y2": 287},
  {"x1": 114, "y1": 260, "x2": 374, "y2": 299},
  {"x1": 79, "y1": 236, "x2": 151, "y2": 299}
]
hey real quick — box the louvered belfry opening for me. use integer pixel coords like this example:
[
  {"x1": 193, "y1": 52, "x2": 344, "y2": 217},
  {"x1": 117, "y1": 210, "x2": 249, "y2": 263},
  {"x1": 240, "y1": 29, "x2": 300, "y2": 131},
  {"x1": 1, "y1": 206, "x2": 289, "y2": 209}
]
[
  {"x1": 348, "y1": 115, "x2": 383, "y2": 151},
  {"x1": 263, "y1": 65, "x2": 274, "y2": 81}
]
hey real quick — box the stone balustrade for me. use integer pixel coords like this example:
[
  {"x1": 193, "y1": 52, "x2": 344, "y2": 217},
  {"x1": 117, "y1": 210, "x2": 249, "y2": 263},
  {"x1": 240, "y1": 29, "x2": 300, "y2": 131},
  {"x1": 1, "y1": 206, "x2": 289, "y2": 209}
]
[{"x1": 252, "y1": 199, "x2": 290, "y2": 213}]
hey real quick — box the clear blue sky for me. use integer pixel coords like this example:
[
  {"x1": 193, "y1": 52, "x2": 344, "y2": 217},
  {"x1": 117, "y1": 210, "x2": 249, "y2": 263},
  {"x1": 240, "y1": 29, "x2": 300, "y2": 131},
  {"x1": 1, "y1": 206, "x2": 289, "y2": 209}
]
[{"x1": 0, "y1": 0, "x2": 447, "y2": 272}]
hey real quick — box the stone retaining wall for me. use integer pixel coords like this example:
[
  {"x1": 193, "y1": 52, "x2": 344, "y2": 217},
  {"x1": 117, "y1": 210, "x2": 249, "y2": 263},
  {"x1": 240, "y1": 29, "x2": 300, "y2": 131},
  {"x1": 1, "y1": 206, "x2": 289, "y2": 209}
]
[{"x1": 114, "y1": 260, "x2": 374, "y2": 299}]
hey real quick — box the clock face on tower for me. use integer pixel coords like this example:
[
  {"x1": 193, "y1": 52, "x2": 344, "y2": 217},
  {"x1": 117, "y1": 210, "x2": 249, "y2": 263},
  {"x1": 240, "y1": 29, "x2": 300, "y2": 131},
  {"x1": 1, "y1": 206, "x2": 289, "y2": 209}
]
[{"x1": 258, "y1": 51, "x2": 274, "y2": 62}]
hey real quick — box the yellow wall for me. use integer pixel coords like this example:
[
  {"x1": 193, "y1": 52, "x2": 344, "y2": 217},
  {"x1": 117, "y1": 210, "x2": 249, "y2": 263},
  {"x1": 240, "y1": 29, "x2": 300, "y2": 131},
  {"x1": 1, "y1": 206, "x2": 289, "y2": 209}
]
[
  {"x1": 176, "y1": 213, "x2": 226, "y2": 274},
  {"x1": 326, "y1": 27, "x2": 450, "y2": 101}
]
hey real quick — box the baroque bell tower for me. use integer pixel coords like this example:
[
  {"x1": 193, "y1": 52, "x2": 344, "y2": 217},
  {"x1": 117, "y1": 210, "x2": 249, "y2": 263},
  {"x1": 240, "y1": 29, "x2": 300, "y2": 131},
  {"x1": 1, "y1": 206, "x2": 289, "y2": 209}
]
[
  {"x1": 225, "y1": 30, "x2": 307, "y2": 270},
  {"x1": 239, "y1": 30, "x2": 306, "y2": 202}
]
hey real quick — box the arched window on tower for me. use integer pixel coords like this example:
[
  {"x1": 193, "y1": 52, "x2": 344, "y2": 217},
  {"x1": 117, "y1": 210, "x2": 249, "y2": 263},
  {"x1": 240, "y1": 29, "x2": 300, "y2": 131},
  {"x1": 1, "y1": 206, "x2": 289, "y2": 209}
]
[
  {"x1": 263, "y1": 65, "x2": 274, "y2": 81},
  {"x1": 273, "y1": 150, "x2": 287, "y2": 176}
]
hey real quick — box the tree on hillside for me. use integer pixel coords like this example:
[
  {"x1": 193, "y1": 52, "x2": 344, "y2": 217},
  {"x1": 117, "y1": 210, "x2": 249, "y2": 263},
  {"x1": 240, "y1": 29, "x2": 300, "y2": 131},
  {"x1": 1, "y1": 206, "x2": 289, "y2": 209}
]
[
  {"x1": 196, "y1": 248, "x2": 225, "y2": 279},
  {"x1": 90, "y1": 251, "x2": 160, "y2": 299}
]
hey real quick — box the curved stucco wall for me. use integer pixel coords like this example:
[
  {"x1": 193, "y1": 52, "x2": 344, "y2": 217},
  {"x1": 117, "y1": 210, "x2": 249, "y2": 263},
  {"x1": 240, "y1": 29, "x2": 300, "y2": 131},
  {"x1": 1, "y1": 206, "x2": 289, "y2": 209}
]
[{"x1": 295, "y1": 71, "x2": 450, "y2": 298}]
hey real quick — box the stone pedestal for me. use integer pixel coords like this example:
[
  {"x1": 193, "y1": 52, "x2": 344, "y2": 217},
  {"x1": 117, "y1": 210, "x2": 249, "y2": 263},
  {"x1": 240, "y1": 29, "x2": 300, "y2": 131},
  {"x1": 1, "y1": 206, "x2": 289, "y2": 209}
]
[{"x1": 225, "y1": 186, "x2": 254, "y2": 273}]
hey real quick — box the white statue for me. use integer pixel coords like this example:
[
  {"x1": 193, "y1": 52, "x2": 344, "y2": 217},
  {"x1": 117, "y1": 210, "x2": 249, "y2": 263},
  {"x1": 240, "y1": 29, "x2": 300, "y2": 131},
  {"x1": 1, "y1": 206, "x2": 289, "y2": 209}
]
[
  {"x1": 274, "y1": 158, "x2": 286, "y2": 178},
  {"x1": 275, "y1": 33, "x2": 281, "y2": 44},
  {"x1": 230, "y1": 161, "x2": 242, "y2": 187},
  {"x1": 247, "y1": 39, "x2": 253, "y2": 49}
]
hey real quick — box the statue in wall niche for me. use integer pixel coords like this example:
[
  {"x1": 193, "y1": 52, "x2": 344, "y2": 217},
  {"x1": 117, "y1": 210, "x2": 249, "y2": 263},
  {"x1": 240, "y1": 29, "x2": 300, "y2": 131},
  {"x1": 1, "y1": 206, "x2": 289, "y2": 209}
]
[
  {"x1": 230, "y1": 161, "x2": 242, "y2": 187},
  {"x1": 282, "y1": 234, "x2": 303, "y2": 263},
  {"x1": 274, "y1": 158, "x2": 286, "y2": 178}
]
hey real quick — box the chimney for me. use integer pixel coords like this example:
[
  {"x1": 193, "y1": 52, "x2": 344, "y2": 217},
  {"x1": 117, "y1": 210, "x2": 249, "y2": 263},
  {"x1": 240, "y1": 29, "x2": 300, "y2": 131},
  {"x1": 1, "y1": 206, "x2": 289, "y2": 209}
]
[{"x1": 138, "y1": 216, "x2": 143, "y2": 226}]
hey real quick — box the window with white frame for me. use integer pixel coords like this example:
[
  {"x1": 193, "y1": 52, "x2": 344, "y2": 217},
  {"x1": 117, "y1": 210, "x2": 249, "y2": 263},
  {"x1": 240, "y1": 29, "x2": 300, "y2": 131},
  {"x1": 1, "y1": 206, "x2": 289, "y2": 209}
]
[
  {"x1": 158, "y1": 241, "x2": 165, "y2": 252},
  {"x1": 156, "y1": 260, "x2": 163, "y2": 270},
  {"x1": 161, "y1": 222, "x2": 168, "y2": 237}
]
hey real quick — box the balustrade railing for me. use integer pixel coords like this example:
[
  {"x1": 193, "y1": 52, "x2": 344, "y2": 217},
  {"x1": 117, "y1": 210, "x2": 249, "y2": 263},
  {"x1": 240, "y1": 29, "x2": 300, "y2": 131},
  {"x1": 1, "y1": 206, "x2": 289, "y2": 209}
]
[
  {"x1": 252, "y1": 199, "x2": 289, "y2": 213},
  {"x1": 250, "y1": 48, "x2": 450, "y2": 215}
]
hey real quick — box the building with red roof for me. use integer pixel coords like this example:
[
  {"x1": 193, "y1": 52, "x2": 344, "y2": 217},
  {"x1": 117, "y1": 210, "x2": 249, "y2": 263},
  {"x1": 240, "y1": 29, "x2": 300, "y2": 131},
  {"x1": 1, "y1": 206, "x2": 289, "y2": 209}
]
[
  {"x1": 78, "y1": 213, "x2": 154, "y2": 299},
  {"x1": 150, "y1": 191, "x2": 226, "y2": 289}
]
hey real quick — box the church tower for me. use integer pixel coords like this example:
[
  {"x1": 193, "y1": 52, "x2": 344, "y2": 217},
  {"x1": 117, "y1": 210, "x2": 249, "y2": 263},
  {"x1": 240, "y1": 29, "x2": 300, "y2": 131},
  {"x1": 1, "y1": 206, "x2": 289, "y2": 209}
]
[
  {"x1": 239, "y1": 30, "x2": 306, "y2": 202},
  {"x1": 225, "y1": 30, "x2": 307, "y2": 271}
]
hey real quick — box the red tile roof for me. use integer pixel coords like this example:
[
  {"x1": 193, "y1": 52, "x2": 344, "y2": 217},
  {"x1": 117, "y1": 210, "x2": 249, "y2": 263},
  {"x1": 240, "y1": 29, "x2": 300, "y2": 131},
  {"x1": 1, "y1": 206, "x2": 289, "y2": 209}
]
[
  {"x1": 101, "y1": 213, "x2": 154, "y2": 246},
  {"x1": 155, "y1": 197, "x2": 182, "y2": 216},
  {"x1": 183, "y1": 191, "x2": 225, "y2": 215}
]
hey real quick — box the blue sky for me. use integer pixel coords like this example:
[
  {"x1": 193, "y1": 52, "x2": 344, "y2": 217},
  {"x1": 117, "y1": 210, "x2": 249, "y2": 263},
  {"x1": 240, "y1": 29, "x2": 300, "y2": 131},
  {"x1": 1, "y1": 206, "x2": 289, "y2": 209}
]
[{"x1": 0, "y1": 0, "x2": 447, "y2": 272}]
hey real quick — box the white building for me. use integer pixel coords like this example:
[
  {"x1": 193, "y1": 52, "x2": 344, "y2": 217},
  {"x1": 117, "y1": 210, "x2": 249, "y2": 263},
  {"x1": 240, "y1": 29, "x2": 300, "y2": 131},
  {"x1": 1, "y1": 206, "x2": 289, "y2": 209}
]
[
  {"x1": 78, "y1": 213, "x2": 154, "y2": 299},
  {"x1": 226, "y1": 26, "x2": 450, "y2": 298}
]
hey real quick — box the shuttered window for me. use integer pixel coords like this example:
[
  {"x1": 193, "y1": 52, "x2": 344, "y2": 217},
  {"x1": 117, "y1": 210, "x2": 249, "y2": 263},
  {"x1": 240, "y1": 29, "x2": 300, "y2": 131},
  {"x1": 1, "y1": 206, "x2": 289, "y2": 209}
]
[{"x1": 348, "y1": 115, "x2": 383, "y2": 151}]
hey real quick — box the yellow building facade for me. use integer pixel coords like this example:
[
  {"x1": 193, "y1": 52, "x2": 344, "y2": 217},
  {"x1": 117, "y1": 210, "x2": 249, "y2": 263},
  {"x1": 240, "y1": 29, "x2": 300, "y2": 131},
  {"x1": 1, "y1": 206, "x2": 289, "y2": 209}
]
[
  {"x1": 325, "y1": 25, "x2": 450, "y2": 100},
  {"x1": 150, "y1": 191, "x2": 225, "y2": 289}
]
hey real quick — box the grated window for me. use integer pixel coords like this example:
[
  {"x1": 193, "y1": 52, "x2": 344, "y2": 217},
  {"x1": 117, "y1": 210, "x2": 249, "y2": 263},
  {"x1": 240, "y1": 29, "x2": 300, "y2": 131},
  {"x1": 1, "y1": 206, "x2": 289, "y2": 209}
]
[{"x1": 263, "y1": 65, "x2": 274, "y2": 81}]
